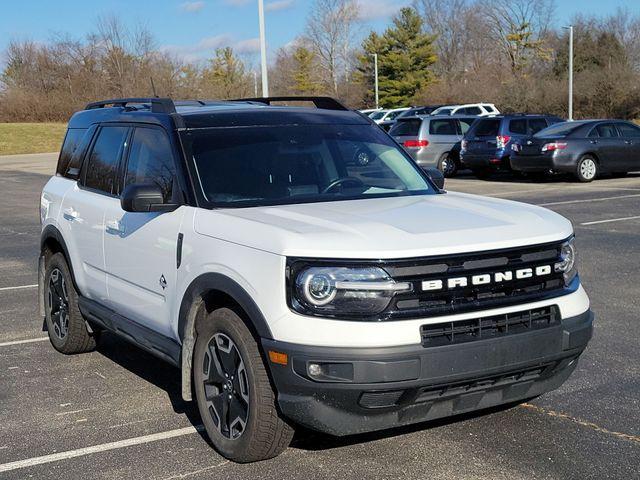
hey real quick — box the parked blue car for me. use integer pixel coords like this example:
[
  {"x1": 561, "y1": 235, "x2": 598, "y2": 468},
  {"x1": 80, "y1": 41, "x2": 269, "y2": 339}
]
[{"x1": 460, "y1": 114, "x2": 563, "y2": 178}]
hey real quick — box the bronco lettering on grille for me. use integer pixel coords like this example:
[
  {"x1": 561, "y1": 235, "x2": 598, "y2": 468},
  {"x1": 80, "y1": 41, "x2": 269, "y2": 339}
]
[{"x1": 421, "y1": 265, "x2": 552, "y2": 291}]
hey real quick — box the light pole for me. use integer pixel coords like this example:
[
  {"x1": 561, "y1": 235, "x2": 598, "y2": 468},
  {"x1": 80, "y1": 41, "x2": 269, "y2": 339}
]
[
  {"x1": 563, "y1": 25, "x2": 574, "y2": 121},
  {"x1": 371, "y1": 53, "x2": 379, "y2": 109},
  {"x1": 258, "y1": 0, "x2": 269, "y2": 97}
]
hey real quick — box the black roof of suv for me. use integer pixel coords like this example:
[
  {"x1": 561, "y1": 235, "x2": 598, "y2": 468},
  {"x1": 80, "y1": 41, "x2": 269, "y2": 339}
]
[{"x1": 69, "y1": 96, "x2": 370, "y2": 130}]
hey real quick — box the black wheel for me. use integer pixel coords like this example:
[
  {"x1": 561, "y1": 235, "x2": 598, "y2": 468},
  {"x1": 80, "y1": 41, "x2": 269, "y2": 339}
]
[
  {"x1": 472, "y1": 168, "x2": 492, "y2": 180},
  {"x1": 44, "y1": 253, "x2": 96, "y2": 354},
  {"x1": 193, "y1": 308, "x2": 294, "y2": 462},
  {"x1": 438, "y1": 153, "x2": 457, "y2": 178},
  {"x1": 575, "y1": 156, "x2": 598, "y2": 182}
]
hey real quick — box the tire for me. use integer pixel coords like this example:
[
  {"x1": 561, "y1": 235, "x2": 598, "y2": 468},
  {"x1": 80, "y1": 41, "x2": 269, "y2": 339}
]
[
  {"x1": 193, "y1": 308, "x2": 294, "y2": 462},
  {"x1": 575, "y1": 156, "x2": 598, "y2": 182},
  {"x1": 44, "y1": 253, "x2": 96, "y2": 354},
  {"x1": 472, "y1": 168, "x2": 492, "y2": 180},
  {"x1": 437, "y1": 153, "x2": 458, "y2": 178}
]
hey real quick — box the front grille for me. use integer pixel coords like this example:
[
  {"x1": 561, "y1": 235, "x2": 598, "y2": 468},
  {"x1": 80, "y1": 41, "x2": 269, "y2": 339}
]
[
  {"x1": 420, "y1": 306, "x2": 559, "y2": 348},
  {"x1": 383, "y1": 240, "x2": 570, "y2": 319}
]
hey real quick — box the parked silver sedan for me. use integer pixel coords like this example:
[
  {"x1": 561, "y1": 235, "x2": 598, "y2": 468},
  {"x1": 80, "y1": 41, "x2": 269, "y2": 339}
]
[{"x1": 390, "y1": 115, "x2": 477, "y2": 177}]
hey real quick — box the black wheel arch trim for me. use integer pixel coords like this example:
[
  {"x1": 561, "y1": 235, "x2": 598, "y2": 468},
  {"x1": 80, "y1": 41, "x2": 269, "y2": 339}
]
[
  {"x1": 178, "y1": 272, "x2": 273, "y2": 401},
  {"x1": 39, "y1": 225, "x2": 76, "y2": 317}
]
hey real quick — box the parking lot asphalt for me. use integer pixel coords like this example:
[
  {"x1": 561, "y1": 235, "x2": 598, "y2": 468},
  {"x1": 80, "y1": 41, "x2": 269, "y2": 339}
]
[{"x1": 0, "y1": 154, "x2": 638, "y2": 479}]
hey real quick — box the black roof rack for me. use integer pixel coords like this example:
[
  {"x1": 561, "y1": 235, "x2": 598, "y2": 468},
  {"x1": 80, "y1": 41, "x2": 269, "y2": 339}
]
[
  {"x1": 85, "y1": 97, "x2": 176, "y2": 114},
  {"x1": 230, "y1": 96, "x2": 349, "y2": 111}
]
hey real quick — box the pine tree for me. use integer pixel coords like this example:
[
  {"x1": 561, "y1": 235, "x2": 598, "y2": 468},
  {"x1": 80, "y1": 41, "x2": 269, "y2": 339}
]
[
  {"x1": 292, "y1": 46, "x2": 322, "y2": 94},
  {"x1": 359, "y1": 8, "x2": 437, "y2": 107}
]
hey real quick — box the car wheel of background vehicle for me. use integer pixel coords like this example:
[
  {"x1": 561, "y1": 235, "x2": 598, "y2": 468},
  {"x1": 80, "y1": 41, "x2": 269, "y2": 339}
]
[
  {"x1": 354, "y1": 148, "x2": 371, "y2": 167},
  {"x1": 44, "y1": 252, "x2": 97, "y2": 354},
  {"x1": 575, "y1": 156, "x2": 598, "y2": 182},
  {"x1": 472, "y1": 168, "x2": 492, "y2": 180},
  {"x1": 193, "y1": 307, "x2": 294, "y2": 463},
  {"x1": 438, "y1": 153, "x2": 457, "y2": 178}
]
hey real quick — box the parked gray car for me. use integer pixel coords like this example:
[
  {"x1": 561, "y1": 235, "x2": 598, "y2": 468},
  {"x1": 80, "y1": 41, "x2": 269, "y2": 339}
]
[{"x1": 389, "y1": 115, "x2": 477, "y2": 176}]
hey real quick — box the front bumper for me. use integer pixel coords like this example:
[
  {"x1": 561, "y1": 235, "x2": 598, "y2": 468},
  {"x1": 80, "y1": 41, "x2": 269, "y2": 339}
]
[{"x1": 263, "y1": 309, "x2": 593, "y2": 436}]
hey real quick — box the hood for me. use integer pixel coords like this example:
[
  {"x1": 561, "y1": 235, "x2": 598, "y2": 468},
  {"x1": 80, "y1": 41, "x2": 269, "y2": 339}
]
[{"x1": 193, "y1": 192, "x2": 573, "y2": 259}]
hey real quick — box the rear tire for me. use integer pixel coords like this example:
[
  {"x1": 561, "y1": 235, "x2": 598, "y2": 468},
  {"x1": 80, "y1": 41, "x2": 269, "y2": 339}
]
[
  {"x1": 472, "y1": 168, "x2": 492, "y2": 180},
  {"x1": 193, "y1": 308, "x2": 294, "y2": 463},
  {"x1": 44, "y1": 253, "x2": 96, "y2": 354},
  {"x1": 575, "y1": 156, "x2": 598, "y2": 182},
  {"x1": 438, "y1": 153, "x2": 458, "y2": 178}
]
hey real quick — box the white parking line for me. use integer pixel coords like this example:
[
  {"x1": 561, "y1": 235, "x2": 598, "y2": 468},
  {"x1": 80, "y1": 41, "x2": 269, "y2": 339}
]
[
  {"x1": 0, "y1": 284, "x2": 37, "y2": 292},
  {"x1": 580, "y1": 215, "x2": 640, "y2": 226},
  {"x1": 540, "y1": 193, "x2": 640, "y2": 206},
  {"x1": 0, "y1": 337, "x2": 48, "y2": 347},
  {"x1": 0, "y1": 425, "x2": 203, "y2": 474}
]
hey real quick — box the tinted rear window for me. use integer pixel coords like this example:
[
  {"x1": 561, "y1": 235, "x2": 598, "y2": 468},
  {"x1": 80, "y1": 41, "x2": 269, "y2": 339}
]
[
  {"x1": 56, "y1": 128, "x2": 87, "y2": 178},
  {"x1": 389, "y1": 119, "x2": 422, "y2": 136},
  {"x1": 84, "y1": 126, "x2": 129, "y2": 195},
  {"x1": 528, "y1": 118, "x2": 548, "y2": 134},
  {"x1": 473, "y1": 119, "x2": 500, "y2": 136},
  {"x1": 509, "y1": 119, "x2": 527, "y2": 134},
  {"x1": 429, "y1": 119, "x2": 457, "y2": 135}
]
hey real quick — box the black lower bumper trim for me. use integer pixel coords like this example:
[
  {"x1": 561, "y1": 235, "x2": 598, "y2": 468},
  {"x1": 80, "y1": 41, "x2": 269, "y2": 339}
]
[{"x1": 262, "y1": 309, "x2": 593, "y2": 436}]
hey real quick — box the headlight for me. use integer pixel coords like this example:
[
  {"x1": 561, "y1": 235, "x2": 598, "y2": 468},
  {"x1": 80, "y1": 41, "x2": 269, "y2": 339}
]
[
  {"x1": 292, "y1": 266, "x2": 412, "y2": 317},
  {"x1": 554, "y1": 237, "x2": 577, "y2": 284}
]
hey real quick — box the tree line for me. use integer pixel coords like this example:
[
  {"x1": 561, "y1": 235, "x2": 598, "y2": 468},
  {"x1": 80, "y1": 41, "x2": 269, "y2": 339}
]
[{"x1": 1, "y1": 0, "x2": 639, "y2": 122}]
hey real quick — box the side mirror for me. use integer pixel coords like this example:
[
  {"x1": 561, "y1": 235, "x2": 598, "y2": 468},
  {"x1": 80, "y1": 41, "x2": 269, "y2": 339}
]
[
  {"x1": 423, "y1": 167, "x2": 445, "y2": 190},
  {"x1": 121, "y1": 184, "x2": 178, "y2": 213}
]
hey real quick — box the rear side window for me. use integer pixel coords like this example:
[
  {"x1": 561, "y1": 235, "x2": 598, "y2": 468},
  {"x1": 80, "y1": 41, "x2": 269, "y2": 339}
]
[
  {"x1": 56, "y1": 128, "x2": 87, "y2": 178},
  {"x1": 83, "y1": 126, "x2": 129, "y2": 195},
  {"x1": 595, "y1": 123, "x2": 619, "y2": 138},
  {"x1": 528, "y1": 118, "x2": 549, "y2": 135},
  {"x1": 463, "y1": 107, "x2": 482, "y2": 115},
  {"x1": 429, "y1": 119, "x2": 457, "y2": 135},
  {"x1": 473, "y1": 119, "x2": 501, "y2": 136},
  {"x1": 389, "y1": 119, "x2": 422, "y2": 136},
  {"x1": 617, "y1": 123, "x2": 640, "y2": 138},
  {"x1": 509, "y1": 119, "x2": 527, "y2": 134},
  {"x1": 124, "y1": 127, "x2": 176, "y2": 203}
]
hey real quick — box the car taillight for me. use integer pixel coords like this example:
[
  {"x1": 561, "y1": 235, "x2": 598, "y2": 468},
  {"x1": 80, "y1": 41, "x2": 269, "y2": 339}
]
[
  {"x1": 403, "y1": 140, "x2": 429, "y2": 148},
  {"x1": 496, "y1": 135, "x2": 511, "y2": 149},
  {"x1": 541, "y1": 142, "x2": 567, "y2": 152}
]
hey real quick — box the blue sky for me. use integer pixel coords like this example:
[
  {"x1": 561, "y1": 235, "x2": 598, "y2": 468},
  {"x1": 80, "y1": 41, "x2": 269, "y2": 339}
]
[{"x1": 1, "y1": 0, "x2": 638, "y2": 66}]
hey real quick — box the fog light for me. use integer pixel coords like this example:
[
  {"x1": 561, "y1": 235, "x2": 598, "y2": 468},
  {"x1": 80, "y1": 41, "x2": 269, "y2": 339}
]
[
  {"x1": 308, "y1": 363, "x2": 322, "y2": 377},
  {"x1": 306, "y1": 362, "x2": 354, "y2": 382}
]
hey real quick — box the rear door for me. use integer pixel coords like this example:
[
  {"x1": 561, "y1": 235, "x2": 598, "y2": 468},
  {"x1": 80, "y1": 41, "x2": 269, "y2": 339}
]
[
  {"x1": 390, "y1": 118, "x2": 424, "y2": 160},
  {"x1": 63, "y1": 125, "x2": 129, "y2": 302},
  {"x1": 466, "y1": 118, "x2": 501, "y2": 154},
  {"x1": 615, "y1": 122, "x2": 640, "y2": 171},
  {"x1": 589, "y1": 123, "x2": 623, "y2": 170},
  {"x1": 425, "y1": 118, "x2": 459, "y2": 162},
  {"x1": 102, "y1": 125, "x2": 186, "y2": 338}
]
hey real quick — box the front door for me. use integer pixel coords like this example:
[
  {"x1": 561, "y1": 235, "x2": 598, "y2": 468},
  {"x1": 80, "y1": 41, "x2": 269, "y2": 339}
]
[
  {"x1": 615, "y1": 122, "x2": 640, "y2": 171},
  {"x1": 591, "y1": 123, "x2": 624, "y2": 171},
  {"x1": 103, "y1": 125, "x2": 185, "y2": 338}
]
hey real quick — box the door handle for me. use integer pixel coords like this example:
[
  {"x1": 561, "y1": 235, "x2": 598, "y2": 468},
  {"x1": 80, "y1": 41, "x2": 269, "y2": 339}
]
[
  {"x1": 624, "y1": 140, "x2": 632, "y2": 145},
  {"x1": 589, "y1": 140, "x2": 598, "y2": 144},
  {"x1": 63, "y1": 207, "x2": 78, "y2": 221},
  {"x1": 105, "y1": 220, "x2": 124, "y2": 235}
]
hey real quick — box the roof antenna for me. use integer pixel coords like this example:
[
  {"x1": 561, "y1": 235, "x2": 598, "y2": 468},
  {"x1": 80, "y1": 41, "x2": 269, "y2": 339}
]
[{"x1": 150, "y1": 77, "x2": 158, "y2": 98}]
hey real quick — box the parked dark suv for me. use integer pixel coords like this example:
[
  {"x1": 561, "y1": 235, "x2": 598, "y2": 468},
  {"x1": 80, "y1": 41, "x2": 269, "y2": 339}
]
[{"x1": 460, "y1": 114, "x2": 563, "y2": 178}]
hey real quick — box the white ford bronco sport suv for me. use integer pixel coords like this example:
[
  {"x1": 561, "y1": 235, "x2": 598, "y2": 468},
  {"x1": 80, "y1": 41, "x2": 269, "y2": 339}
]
[{"x1": 39, "y1": 97, "x2": 593, "y2": 463}]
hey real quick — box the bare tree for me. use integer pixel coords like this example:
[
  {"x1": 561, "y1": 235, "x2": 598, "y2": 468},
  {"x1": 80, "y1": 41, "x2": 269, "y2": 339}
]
[{"x1": 305, "y1": 0, "x2": 358, "y2": 95}]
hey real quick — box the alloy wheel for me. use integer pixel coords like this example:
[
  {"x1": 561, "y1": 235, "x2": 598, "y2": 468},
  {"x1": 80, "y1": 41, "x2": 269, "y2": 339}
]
[
  {"x1": 441, "y1": 156, "x2": 455, "y2": 176},
  {"x1": 47, "y1": 268, "x2": 69, "y2": 340},
  {"x1": 580, "y1": 158, "x2": 596, "y2": 180},
  {"x1": 202, "y1": 333, "x2": 250, "y2": 440}
]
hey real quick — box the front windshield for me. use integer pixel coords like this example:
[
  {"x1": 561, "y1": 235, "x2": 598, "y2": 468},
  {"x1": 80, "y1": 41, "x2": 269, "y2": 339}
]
[
  {"x1": 182, "y1": 124, "x2": 434, "y2": 208},
  {"x1": 534, "y1": 121, "x2": 585, "y2": 138}
]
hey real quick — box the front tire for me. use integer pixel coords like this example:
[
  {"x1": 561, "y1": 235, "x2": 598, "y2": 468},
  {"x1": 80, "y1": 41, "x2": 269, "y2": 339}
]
[
  {"x1": 575, "y1": 156, "x2": 598, "y2": 182},
  {"x1": 44, "y1": 253, "x2": 96, "y2": 354},
  {"x1": 193, "y1": 308, "x2": 294, "y2": 463}
]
